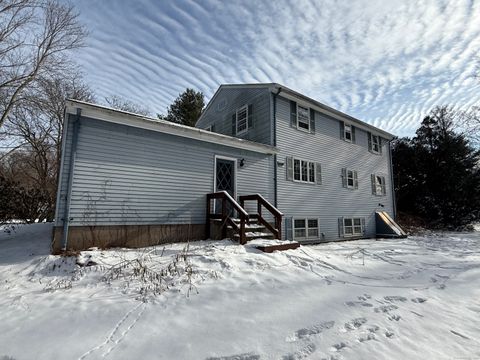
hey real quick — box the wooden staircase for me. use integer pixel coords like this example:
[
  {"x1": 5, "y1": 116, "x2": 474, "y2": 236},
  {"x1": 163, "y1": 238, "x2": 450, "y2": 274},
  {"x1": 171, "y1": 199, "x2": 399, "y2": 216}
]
[{"x1": 206, "y1": 191, "x2": 283, "y2": 245}]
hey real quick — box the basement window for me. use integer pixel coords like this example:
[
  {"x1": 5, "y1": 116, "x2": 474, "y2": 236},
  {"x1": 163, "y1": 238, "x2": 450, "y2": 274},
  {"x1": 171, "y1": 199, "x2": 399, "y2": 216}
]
[
  {"x1": 343, "y1": 218, "x2": 364, "y2": 237},
  {"x1": 294, "y1": 218, "x2": 319, "y2": 240}
]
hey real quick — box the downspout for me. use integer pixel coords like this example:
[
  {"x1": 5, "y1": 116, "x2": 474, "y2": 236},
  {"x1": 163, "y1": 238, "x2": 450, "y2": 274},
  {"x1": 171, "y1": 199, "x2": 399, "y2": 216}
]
[
  {"x1": 61, "y1": 108, "x2": 81, "y2": 251},
  {"x1": 273, "y1": 87, "x2": 282, "y2": 208},
  {"x1": 388, "y1": 139, "x2": 397, "y2": 219}
]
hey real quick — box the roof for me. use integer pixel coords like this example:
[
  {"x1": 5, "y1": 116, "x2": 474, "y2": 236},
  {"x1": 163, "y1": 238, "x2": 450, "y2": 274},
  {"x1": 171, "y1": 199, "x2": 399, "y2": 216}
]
[
  {"x1": 199, "y1": 83, "x2": 395, "y2": 140},
  {"x1": 64, "y1": 100, "x2": 279, "y2": 155}
]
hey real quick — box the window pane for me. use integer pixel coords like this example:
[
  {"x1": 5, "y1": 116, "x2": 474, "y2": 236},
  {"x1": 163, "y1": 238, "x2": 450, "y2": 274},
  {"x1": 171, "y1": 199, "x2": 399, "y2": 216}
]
[
  {"x1": 308, "y1": 228, "x2": 319, "y2": 237},
  {"x1": 354, "y1": 226, "x2": 362, "y2": 234},
  {"x1": 309, "y1": 163, "x2": 315, "y2": 183},
  {"x1": 344, "y1": 218, "x2": 352, "y2": 226},
  {"x1": 297, "y1": 106, "x2": 310, "y2": 130},
  {"x1": 294, "y1": 159, "x2": 301, "y2": 181},
  {"x1": 295, "y1": 229, "x2": 306, "y2": 238},
  {"x1": 237, "y1": 107, "x2": 247, "y2": 133},
  {"x1": 301, "y1": 161, "x2": 308, "y2": 181},
  {"x1": 294, "y1": 219, "x2": 305, "y2": 228},
  {"x1": 345, "y1": 226, "x2": 353, "y2": 234},
  {"x1": 353, "y1": 218, "x2": 361, "y2": 226},
  {"x1": 344, "y1": 125, "x2": 352, "y2": 140},
  {"x1": 308, "y1": 219, "x2": 318, "y2": 228}
]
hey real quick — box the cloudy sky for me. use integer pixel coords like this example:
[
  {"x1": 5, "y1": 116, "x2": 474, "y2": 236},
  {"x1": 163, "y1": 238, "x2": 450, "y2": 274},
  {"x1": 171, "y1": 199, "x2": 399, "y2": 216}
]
[{"x1": 72, "y1": 0, "x2": 480, "y2": 137}]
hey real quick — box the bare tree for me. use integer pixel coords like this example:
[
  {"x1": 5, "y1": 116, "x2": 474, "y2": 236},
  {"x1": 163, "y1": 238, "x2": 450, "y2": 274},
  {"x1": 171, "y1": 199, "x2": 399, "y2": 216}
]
[
  {"x1": 0, "y1": 0, "x2": 87, "y2": 128},
  {"x1": 104, "y1": 95, "x2": 151, "y2": 116}
]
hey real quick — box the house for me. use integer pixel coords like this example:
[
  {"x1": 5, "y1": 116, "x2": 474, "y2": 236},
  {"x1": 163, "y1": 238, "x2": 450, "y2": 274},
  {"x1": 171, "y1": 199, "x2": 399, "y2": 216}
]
[{"x1": 52, "y1": 83, "x2": 405, "y2": 254}]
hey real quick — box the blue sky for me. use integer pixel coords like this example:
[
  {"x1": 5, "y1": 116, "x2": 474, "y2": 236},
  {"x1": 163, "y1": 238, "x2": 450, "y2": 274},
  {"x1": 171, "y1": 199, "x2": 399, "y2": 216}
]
[{"x1": 72, "y1": 0, "x2": 480, "y2": 137}]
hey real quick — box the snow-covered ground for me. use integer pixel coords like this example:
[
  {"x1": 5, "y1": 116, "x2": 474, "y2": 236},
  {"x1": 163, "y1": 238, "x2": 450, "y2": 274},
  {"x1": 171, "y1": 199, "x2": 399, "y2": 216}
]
[{"x1": 1, "y1": 224, "x2": 480, "y2": 360}]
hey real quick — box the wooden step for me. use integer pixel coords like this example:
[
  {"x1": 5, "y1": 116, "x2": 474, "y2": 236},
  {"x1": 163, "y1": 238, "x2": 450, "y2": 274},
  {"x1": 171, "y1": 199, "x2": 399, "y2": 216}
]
[{"x1": 233, "y1": 232, "x2": 274, "y2": 240}]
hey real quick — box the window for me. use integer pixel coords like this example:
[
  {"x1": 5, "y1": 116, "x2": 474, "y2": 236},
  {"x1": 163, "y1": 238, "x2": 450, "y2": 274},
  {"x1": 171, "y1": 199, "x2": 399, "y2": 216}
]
[
  {"x1": 372, "y1": 174, "x2": 386, "y2": 195},
  {"x1": 236, "y1": 105, "x2": 248, "y2": 134},
  {"x1": 342, "y1": 168, "x2": 358, "y2": 189},
  {"x1": 371, "y1": 134, "x2": 380, "y2": 153},
  {"x1": 343, "y1": 217, "x2": 364, "y2": 237},
  {"x1": 205, "y1": 124, "x2": 214, "y2": 132},
  {"x1": 344, "y1": 124, "x2": 352, "y2": 142},
  {"x1": 293, "y1": 158, "x2": 315, "y2": 183},
  {"x1": 294, "y1": 218, "x2": 319, "y2": 240},
  {"x1": 297, "y1": 105, "x2": 310, "y2": 131}
]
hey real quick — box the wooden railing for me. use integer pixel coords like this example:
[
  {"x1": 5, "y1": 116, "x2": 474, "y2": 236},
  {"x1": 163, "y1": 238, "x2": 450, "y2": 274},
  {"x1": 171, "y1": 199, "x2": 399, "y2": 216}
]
[
  {"x1": 239, "y1": 194, "x2": 283, "y2": 240},
  {"x1": 206, "y1": 191, "x2": 249, "y2": 244}
]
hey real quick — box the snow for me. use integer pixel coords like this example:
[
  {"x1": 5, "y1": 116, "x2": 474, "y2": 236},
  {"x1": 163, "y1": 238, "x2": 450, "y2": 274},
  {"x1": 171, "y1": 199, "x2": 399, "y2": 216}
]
[{"x1": 1, "y1": 224, "x2": 480, "y2": 359}]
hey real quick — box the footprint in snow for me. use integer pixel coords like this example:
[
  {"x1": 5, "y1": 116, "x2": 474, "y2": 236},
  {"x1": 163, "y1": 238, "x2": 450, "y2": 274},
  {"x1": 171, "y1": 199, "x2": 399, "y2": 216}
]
[
  {"x1": 206, "y1": 353, "x2": 260, "y2": 360},
  {"x1": 388, "y1": 314, "x2": 401, "y2": 321},
  {"x1": 358, "y1": 294, "x2": 372, "y2": 301},
  {"x1": 385, "y1": 330, "x2": 395, "y2": 338},
  {"x1": 384, "y1": 296, "x2": 407, "y2": 302},
  {"x1": 345, "y1": 300, "x2": 373, "y2": 308},
  {"x1": 287, "y1": 321, "x2": 335, "y2": 342},
  {"x1": 282, "y1": 342, "x2": 317, "y2": 360},
  {"x1": 330, "y1": 342, "x2": 347, "y2": 352},
  {"x1": 358, "y1": 333, "x2": 376, "y2": 342},
  {"x1": 344, "y1": 317, "x2": 367, "y2": 331},
  {"x1": 367, "y1": 325, "x2": 380, "y2": 333},
  {"x1": 373, "y1": 304, "x2": 398, "y2": 313},
  {"x1": 411, "y1": 297, "x2": 427, "y2": 303}
]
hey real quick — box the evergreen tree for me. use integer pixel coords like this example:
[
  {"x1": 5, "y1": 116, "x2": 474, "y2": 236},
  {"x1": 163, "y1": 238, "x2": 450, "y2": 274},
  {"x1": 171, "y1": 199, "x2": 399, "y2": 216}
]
[
  {"x1": 159, "y1": 88, "x2": 205, "y2": 127},
  {"x1": 392, "y1": 106, "x2": 480, "y2": 229}
]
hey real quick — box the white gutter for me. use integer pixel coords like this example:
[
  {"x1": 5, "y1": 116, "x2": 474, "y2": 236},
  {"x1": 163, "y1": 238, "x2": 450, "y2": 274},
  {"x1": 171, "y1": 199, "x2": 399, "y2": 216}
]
[{"x1": 65, "y1": 100, "x2": 279, "y2": 155}]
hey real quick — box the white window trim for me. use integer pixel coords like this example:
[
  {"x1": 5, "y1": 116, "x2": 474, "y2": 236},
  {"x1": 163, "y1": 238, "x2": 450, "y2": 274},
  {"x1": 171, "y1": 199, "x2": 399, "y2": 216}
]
[
  {"x1": 344, "y1": 123, "x2": 352, "y2": 143},
  {"x1": 236, "y1": 104, "x2": 248, "y2": 135},
  {"x1": 371, "y1": 134, "x2": 380, "y2": 154},
  {"x1": 213, "y1": 155, "x2": 238, "y2": 199},
  {"x1": 346, "y1": 168, "x2": 355, "y2": 189},
  {"x1": 205, "y1": 125, "x2": 213, "y2": 132},
  {"x1": 293, "y1": 158, "x2": 316, "y2": 184},
  {"x1": 293, "y1": 217, "x2": 320, "y2": 241},
  {"x1": 343, "y1": 217, "x2": 364, "y2": 237},
  {"x1": 296, "y1": 103, "x2": 311, "y2": 133}
]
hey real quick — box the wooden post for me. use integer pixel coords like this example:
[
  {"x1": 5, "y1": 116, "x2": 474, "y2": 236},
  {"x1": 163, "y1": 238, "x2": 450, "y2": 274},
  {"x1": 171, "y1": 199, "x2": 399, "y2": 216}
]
[
  {"x1": 240, "y1": 215, "x2": 246, "y2": 245},
  {"x1": 206, "y1": 195, "x2": 211, "y2": 239},
  {"x1": 221, "y1": 196, "x2": 227, "y2": 239},
  {"x1": 257, "y1": 201, "x2": 262, "y2": 218}
]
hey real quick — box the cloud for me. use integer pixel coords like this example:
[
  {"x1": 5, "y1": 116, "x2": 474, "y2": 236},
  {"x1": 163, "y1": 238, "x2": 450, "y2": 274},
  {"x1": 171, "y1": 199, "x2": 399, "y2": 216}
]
[{"x1": 72, "y1": 0, "x2": 480, "y2": 136}]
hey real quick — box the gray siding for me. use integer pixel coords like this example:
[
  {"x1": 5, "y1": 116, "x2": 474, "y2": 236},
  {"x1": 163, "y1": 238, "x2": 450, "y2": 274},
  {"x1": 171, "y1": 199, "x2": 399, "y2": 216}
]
[
  {"x1": 56, "y1": 117, "x2": 274, "y2": 226},
  {"x1": 275, "y1": 96, "x2": 395, "y2": 241},
  {"x1": 196, "y1": 87, "x2": 272, "y2": 145}
]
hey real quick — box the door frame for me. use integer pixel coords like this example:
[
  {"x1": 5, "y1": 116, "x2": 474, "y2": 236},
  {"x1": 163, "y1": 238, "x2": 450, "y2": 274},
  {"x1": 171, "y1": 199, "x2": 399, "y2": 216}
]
[{"x1": 213, "y1": 155, "x2": 238, "y2": 200}]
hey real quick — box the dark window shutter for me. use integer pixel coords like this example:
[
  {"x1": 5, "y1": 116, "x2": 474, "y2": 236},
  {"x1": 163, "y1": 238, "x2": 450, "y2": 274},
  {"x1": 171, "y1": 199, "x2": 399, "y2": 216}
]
[
  {"x1": 371, "y1": 174, "x2": 376, "y2": 195},
  {"x1": 338, "y1": 218, "x2": 344, "y2": 237},
  {"x1": 231, "y1": 113, "x2": 236, "y2": 135},
  {"x1": 354, "y1": 170, "x2": 359, "y2": 189},
  {"x1": 361, "y1": 218, "x2": 366, "y2": 235},
  {"x1": 351, "y1": 126, "x2": 356, "y2": 143},
  {"x1": 367, "y1": 132, "x2": 372, "y2": 152},
  {"x1": 379, "y1": 137, "x2": 383, "y2": 155},
  {"x1": 285, "y1": 217, "x2": 293, "y2": 240},
  {"x1": 341, "y1": 168, "x2": 347, "y2": 188},
  {"x1": 286, "y1": 156, "x2": 293, "y2": 181},
  {"x1": 247, "y1": 104, "x2": 253, "y2": 129},
  {"x1": 211, "y1": 123, "x2": 216, "y2": 132},
  {"x1": 290, "y1": 101, "x2": 297, "y2": 128},
  {"x1": 340, "y1": 121, "x2": 345, "y2": 139},
  {"x1": 382, "y1": 176, "x2": 387, "y2": 195},
  {"x1": 310, "y1": 109, "x2": 315, "y2": 133},
  {"x1": 315, "y1": 163, "x2": 322, "y2": 185}
]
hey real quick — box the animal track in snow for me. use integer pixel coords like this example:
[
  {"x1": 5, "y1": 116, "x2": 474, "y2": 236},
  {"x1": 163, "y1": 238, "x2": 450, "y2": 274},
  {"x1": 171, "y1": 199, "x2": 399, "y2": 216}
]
[
  {"x1": 374, "y1": 304, "x2": 398, "y2": 313},
  {"x1": 282, "y1": 342, "x2": 316, "y2": 360},
  {"x1": 367, "y1": 325, "x2": 380, "y2": 333},
  {"x1": 384, "y1": 296, "x2": 407, "y2": 302},
  {"x1": 358, "y1": 333, "x2": 376, "y2": 342},
  {"x1": 411, "y1": 297, "x2": 427, "y2": 303},
  {"x1": 388, "y1": 314, "x2": 401, "y2": 321},
  {"x1": 345, "y1": 300, "x2": 373, "y2": 307},
  {"x1": 344, "y1": 317, "x2": 367, "y2": 331},
  {"x1": 357, "y1": 294, "x2": 372, "y2": 301},
  {"x1": 330, "y1": 342, "x2": 347, "y2": 352},
  {"x1": 287, "y1": 321, "x2": 335, "y2": 342},
  {"x1": 385, "y1": 330, "x2": 395, "y2": 338},
  {"x1": 206, "y1": 353, "x2": 260, "y2": 360}
]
